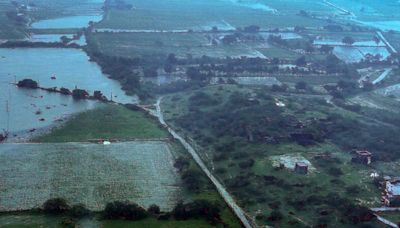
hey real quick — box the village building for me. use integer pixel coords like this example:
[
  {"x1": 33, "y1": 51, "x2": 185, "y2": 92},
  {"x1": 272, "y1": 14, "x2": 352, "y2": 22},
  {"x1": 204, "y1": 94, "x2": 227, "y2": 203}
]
[
  {"x1": 294, "y1": 162, "x2": 308, "y2": 174},
  {"x1": 383, "y1": 177, "x2": 400, "y2": 207},
  {"x1": 351, "y1": 150, "x2": 372, "y2": 165}
]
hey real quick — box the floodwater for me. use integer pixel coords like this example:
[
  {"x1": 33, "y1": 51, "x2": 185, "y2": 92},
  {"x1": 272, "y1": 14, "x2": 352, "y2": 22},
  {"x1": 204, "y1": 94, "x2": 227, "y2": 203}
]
[
  {"x1": 30, "y1": 34, "x2": 87, "y2": 46},
  {"x1": 31, "y1": 15, "x2": 103, "y2": 29},
  {"x1": 225, "y1": 0, "x2": 277, "y2": 13},
  {"x1": 357, "y1": 20, "x2": 400, "y2": 32},
  {"x1": 260, "y1": 32, "x2": 303, "y2": 40},
  {"x1": 0, "y1": 48, "x2": 137, "y2": 135},
  {"x1": 333, "y1": 46, "x2": 390, "y2": 63}
]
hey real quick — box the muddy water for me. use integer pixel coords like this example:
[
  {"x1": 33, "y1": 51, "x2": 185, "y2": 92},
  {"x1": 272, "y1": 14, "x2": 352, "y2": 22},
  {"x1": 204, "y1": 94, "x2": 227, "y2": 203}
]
[{"x1": 0, "y1": 48, "x2": 137, "y2": 135}]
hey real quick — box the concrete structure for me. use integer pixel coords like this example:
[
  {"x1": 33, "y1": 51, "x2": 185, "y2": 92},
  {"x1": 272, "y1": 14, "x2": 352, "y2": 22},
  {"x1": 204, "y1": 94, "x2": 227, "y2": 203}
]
[
  {"x1": 294, "y1": 162, "x2": 308, "y2": 174},
  {"x1": 352, "y1": 150, "x2": 372, "y2": 165}
]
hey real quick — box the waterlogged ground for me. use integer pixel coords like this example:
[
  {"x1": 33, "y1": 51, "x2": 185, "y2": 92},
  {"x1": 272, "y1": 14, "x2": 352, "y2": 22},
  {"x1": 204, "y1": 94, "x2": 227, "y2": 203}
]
[
  {"x1": 0, "y1": 48, "x2": 137, "y2": 135},
  {"x1": 30, "y1": 34, "x2": 87, "y2": 46},
  {"x1": 30, "y1": 0, "x2": 104, "y2": 29},
  {"x1": 0, "y1": 142, "x2": 183, "y2": 212},
  {"x1": 31, "y1": 15, "x2": 103, "y2": 29}
]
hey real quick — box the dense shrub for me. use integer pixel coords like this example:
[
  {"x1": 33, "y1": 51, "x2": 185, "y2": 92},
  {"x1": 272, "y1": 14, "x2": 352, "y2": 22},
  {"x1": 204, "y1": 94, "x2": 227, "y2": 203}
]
[
  {"x1": 103, "y1": 201, "x2": 148, "y2": 220},
  {"x1": 173, "y1": 200, "x2": 221, "y2": 224},
  {"x1": 147, "y1": 204, "x2": 161, "y2": 215},
  {"x1": 43, "y1": 198, "x2": 70, "y2": 214},
  {"x1": 69, "y1": 204, "x2": 90, "y2": 218}
]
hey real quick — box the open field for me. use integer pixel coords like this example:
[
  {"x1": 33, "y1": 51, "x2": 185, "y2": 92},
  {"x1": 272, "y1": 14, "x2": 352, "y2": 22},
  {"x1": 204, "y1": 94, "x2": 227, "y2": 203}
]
[
  {"x1": 98, "y1": 0, "x2": 328, "y2": 30},
  {"x1": 0, "y1": 142, "x2": 183, "y2": 212},
  {"x1": 28, "y1": 0, "x2": 104, "y2": 21},
  {"x1": 90, "y1": 32, "x2": 269, "y2": 59},
  {"x1": 34, "y1": 105, "x2": 168, "y2": 142}
]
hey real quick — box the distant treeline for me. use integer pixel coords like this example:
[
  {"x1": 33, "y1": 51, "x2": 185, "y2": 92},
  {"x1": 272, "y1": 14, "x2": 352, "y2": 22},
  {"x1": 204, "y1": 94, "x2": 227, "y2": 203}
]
[
  {"x1": 0, "y1": 41, "x2": 80, "y2": 49},
  {"x1": 29, "y1": 198, "x2": 223, "y2": 226}
]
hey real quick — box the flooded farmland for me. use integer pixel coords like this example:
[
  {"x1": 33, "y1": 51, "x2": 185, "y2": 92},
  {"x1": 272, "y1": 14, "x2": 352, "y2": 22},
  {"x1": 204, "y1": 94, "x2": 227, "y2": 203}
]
[
  {"x1": 0, "y1": 48, "x2": 137, "y2": 135},
  {"x1": 31, "y1": 15, "x2": 103, "y2": 29},
  {"x1": 30, "y1": 34, "x2": 87, "y2": 46},
  {"x1": 30, "y1": 0, "x2": 104, "y2": 29},
  {"x1": 0, "y1": 142, "x2": 183, "y2": 212}
]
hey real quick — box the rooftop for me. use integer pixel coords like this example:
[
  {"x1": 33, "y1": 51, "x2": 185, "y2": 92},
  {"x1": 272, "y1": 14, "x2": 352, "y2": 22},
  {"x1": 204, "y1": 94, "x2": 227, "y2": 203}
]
[{"x1": 356, "y1": 150, "x2": 372, "y2": 156}]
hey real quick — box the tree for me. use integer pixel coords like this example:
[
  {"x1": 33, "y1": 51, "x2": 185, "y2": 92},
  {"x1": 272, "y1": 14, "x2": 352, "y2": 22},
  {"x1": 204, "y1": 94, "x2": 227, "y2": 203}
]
[
  {"x1": 173, "y1": 200, "x2": 221, "y2": 224},
  {"x1": 182, "y1": 169, "x2": 203, "y2": 191},
  {"x1": 43, "y1": 198, "x2": 70, "y2": 214},
  {"x1": 166, "y1": 53, "x2": 178, "y2": 64},
  {"x1": 268, "y1": 210, "x2": 283, "y2": 221},
  {"x1": 164, "y1": 62, "x2": 175, "y2": 73},
  {"x1": 147, "y1": 204, "x2": 161, "y2": 214},
  {"x1": 243, "y1": 25, "x2": 260, "y2": 33},
  {"x1": 320, "y1": 45, "x2": 333, "y2": 54},
  {"x1": 70, "y1": 204, "x2": 90, "y2": 218},
  {"x1": 295, "y1": 56, "x2": 307, "y2": 66},
  {"x1": 143, "y1": 67, "x2": 158, "y2": 77},
  {"x1": 72, "y1": 89, "x2": 89, "y2": 99},
  {"x1": 17, "y1": 79, "x2": 38, "y2": 89},
  {"x1": 342, "y1": 36, "x2": 355, "y2": 45},
  {"x1": 295, "y1": 81, "x2": 308, "y2": 90},
  {"x1": 222, "y1": 34, "x2": 237, "y2": 45},
  {"x1": 104, "y1": 201, "x2": 148, "y2": 220}
]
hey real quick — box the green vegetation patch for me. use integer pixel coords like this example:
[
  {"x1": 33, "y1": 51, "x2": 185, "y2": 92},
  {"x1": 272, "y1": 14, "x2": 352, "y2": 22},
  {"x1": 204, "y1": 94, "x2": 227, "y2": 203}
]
[
  {"x1": 90, "y1": 32, "x2": 266, "y2": 59},
  {"x1": 0, "y1": 0, "x2": 26, "y2": 39},
  {"x1": 34, "y1": 104, "x2": 168, "y2": 142},
  {"x1": 161, "y1": 84, "x2": 397, "y2": 227},
  {"x1": 98, "y1": 0, "x2": 326, "y2": 30}
]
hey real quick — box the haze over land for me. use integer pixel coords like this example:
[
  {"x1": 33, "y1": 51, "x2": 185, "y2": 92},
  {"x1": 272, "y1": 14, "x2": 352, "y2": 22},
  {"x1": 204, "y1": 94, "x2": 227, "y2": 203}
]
[{"x1": 1, "y1": 0, "x2": 400, "y2": 227}]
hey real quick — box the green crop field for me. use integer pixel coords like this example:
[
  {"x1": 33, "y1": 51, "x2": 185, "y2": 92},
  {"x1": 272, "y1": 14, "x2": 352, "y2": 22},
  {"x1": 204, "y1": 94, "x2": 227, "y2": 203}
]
[
  {"x1": 34, "y1": 105, "x2": 169, "y2": 142},
  {"x1": 28, "y1": 0, "x2": 104, "y2": 20},
  {"x1": 0, "y1": 142, "x2": 183, "y2": 212},
  {"x1": 90, "y1": 32, "x2": 268, "y2": 58},
  {"x1": 98, "y1": 0, "x2": 328, "y2": 30}
]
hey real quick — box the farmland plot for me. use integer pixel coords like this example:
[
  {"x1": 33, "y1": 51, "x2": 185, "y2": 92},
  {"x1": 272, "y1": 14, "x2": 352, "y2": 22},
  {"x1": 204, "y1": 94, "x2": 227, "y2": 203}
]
[
  {"x1": 91, "y1": 32, "x2": 266, "y2": 58},
  {"x1": 98, "y1": 0, "x2": 327, "y2": 30},
  {"x1": 0, "y1": 142, "x2": 183, "y2": 212}
]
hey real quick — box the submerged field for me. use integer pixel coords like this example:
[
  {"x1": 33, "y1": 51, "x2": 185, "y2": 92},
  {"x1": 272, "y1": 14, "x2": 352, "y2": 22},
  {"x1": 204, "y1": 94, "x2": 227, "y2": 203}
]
[{"x1": 0, "y1": 142, "x2": 182, "y2": 212}]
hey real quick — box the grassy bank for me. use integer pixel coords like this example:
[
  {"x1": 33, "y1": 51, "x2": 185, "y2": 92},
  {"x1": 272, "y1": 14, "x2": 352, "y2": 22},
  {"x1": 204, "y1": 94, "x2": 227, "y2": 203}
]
[{"x1": 34, "y1": 104, "x2": 168, "y2": 142}]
